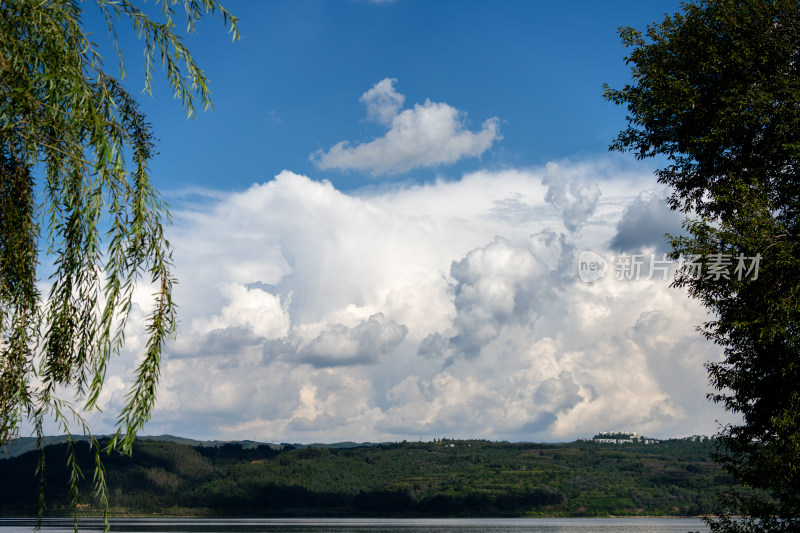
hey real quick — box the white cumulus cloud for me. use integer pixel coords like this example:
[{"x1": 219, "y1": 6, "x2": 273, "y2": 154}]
[
  {"x1": 361, "y1": 78, "x2": 405, "y2": 125},
  {"x1": 542, "y1": 161, "x2": 602, "y2": 233},
  {"x1": 70, "y1": 158, "x2": 733, "y2": 444},
  {"x1": 311, "y1": 78, "x2": 502, "y2": 175},
  {"x1": 263, "y1": 313, "x2": 409, "y2": 368}
]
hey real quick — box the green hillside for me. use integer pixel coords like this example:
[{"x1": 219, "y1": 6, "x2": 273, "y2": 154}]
[{"x1": 0, "y1": 437, "x2": 737, "y2": 518}]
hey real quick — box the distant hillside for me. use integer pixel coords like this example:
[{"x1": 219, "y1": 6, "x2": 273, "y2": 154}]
[
  {"x1": 0, "y1": 437, "x2": 743, "y2": 518},
  {"x1": 1, "y1": 435, "x2": 392, "y2": 459},
  {"x1": 1, "y1": 435, "x2": 92, "y2": 459}
]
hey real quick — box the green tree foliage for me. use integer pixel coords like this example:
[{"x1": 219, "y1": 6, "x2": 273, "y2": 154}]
[
  {"x1": 604, "y1": 1, "x2": 800, "y2": 530},
  {"x1": 0, "y1": 0, "x2": 237, "y2": 526},
  {"x1": 0, "y1": 438, "x2": 728, "y2": 518}
]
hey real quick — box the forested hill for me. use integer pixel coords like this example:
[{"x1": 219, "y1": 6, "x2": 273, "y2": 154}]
[
  {"x1": 0, "y1": 435, "x2": 391, "y2": 459},
  {"x1": 0, "y1": 438, "x2": 734, "y2": 518}
]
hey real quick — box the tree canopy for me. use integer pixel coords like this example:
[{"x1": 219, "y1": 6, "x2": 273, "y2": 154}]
[
  {"x1": 605, "y1": 0, "x2": 800, "y2": 530},
  {"x1": 0, "y1": 437, "x2": 725, "y2": 518},
  {"x1": 0, "y1": 0, "x2": 237, "y2": 524}
]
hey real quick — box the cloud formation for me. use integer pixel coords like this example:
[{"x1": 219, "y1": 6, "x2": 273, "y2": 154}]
[
  {"x1": 361, "y1": 78, "x2": 405, "y2": 125},
  {"x1": 265, "y1": 313, "x2": 408, "y2": 368},
  {"x1": 542, "y1": 162, "x2": 602, "y2": 233},
  {"x1": 420, "y1": 234, "x2": 570, "y2": 362},
  {"x1": 311, "y1": 78, "x2": 501, "y2": 175},
  {"x1": 79, "y1": 159, "x2": 730, "y2": 444},
  {"x1": 610, "y1": 191, "x2": 685, "y2": 253}
]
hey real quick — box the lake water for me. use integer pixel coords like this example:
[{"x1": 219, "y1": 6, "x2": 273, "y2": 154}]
[{"x1": 0, "y1": 518, "x2": 709, "y2": 533}]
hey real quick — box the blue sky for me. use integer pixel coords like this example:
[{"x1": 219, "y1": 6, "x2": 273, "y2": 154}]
[
  {"x1": 126, "y1": 0, "x2": 681, "y2": 192},
  {"x1": 72, "y1": 0, "x2": 735, "y2": 444}
]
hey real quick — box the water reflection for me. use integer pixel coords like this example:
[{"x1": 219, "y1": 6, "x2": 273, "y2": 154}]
[{"x1": 0, "y1": 517, "x2": 708, "y2": 533}]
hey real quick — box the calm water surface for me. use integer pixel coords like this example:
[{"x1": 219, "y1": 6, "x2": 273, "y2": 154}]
[{"x1": 0, "y1": 518, "x2": 709, "y2": 533}]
